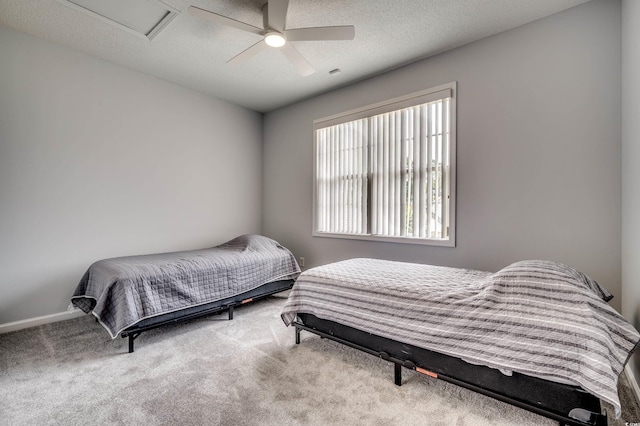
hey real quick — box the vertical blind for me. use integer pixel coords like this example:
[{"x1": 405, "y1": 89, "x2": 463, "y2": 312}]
[
  {"x1": 316, "y1": 118, "x2": 369, "y2": 234},
  {"x1": 315, "y1": 88, "x2": 453, "y2": 241}
]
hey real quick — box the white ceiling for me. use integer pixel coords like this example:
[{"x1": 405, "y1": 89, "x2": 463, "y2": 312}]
[{"x1": 0, "y1": 0, "x2": 592, "y2": 112}]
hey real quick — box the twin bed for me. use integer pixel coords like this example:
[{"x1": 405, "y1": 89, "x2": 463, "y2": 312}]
[
  {"x1": 71, "y1": 234, "x2": 300, "y2": 352},
  {"x1": 71, "y1": 239, "x2": 639, "y2": 425},
  {"x1": 281, "y1": 258, "x2": 640, "y2": 426}
]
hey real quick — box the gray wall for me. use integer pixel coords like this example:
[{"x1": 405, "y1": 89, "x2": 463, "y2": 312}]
[
  {"x1": 263, "y1": 0, "x2": 623, "y2": 310},
  {"x1": 621, "y1": 0, "x2": 640, "y2": 374},
  {"x1": 0, "y1": 25, "x2": 263, "y2": 324}
]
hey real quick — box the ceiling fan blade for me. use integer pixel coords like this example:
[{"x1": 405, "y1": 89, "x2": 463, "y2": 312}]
[
  {"x1": 188, "y1": 6, "x2": 263, "y2": 36},
  {"x1": 280, "y1": 43, "x2": 315, "y2": 76},
  {"x1": 228, "y1": 40, "x2": 268, "y2": 65},
  {"x1": 267, "y1": 0, "x2": 289, "y2": 32},
  {"x1": 285, "y1": 26, "x2": 355, "y2": 41}
]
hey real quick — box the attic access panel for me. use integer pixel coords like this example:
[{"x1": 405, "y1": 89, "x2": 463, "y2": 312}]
[{"x1": 57, "y1": 0, "x2": 178, "y2": 40}]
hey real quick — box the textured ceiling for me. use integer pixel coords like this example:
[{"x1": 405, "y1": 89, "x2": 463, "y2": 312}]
[{"x1": 0, "y1": 0, "x2": 592, "y2": 112}]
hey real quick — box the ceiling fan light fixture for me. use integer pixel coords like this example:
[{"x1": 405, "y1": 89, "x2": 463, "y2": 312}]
[
  {"x1": 265, "y1": 31, "x2": 286, "y2": 47},
  {"x1": 188, "y1": 2, "x2": 355, "y2": 76}
]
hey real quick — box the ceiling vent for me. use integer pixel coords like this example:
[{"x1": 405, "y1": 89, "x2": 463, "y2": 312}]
[{"x1": 57, "y1": 0, "x2": 178, "y2": 41}]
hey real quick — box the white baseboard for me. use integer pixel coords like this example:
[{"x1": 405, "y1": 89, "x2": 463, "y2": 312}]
[
  {"x1": 0, "y1": 309, "x2": 86, "y2": 334},
  {"x1": 625, "y1": 363, "x2": 640, "y2": 405}
]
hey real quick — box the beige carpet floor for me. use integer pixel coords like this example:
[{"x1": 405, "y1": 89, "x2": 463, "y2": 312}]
[{"x1": 1, "y1": 293, "x2": 638, "y2": 425}]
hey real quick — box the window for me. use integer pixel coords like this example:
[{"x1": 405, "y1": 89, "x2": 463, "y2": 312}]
[{"x1": 313, "y1": 82, "x2": 456, "y2": 246}]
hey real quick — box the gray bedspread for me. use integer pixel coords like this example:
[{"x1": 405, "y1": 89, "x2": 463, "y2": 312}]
[
  {"x1": 281, "y1": 258, "x2": 639, "y2": 417},
  {"x1": 72, "y1": 234, "x2": 300, "y2": 338}
]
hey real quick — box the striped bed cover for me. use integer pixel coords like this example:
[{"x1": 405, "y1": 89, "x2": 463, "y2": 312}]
[{"x1": 281, "y1": 258, "x2": 640, "y2": 417}]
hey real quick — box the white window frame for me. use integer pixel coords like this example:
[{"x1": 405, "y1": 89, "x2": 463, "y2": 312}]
[{"x1": 312, "y1": 82, "x2": 456, "y2": 247}]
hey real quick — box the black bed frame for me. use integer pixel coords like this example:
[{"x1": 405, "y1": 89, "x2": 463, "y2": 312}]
[
  {"x1": 293, "y1": 313, "x2": 607, "y2": 426},
  {"x1": 120, "y1": 279, "x2": 294, "y2": 353}
]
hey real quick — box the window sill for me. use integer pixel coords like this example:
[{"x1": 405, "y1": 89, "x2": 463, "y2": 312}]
[{"x1": 312, "y1": 231, "x2": 455, "y2": 247}]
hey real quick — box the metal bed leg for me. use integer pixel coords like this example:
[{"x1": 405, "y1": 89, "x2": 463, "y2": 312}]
[
  {"x1": 228, "y1": 305, "x2": 234, "y2": 320},
  {"x1": 394, "y1": 363, "x2": 402, "y2": 386},
  {"x1": 295, "y1": 326, "x2": 301, "y2": 344},
  {"x1": 128, "y1": 332, "x2": 141, "y2": 353}
]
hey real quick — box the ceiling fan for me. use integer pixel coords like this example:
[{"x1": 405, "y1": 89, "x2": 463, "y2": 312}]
[{"x1": 188, "y1": 0, "x2": 355, "y2": 76}]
